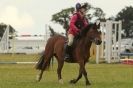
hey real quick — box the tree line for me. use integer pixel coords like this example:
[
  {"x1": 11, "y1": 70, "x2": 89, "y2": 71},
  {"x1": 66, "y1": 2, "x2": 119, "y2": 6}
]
[
  {"x1": 0, "y1": 3, "x2": 133, "y2": 38},
  {"x1": 51, "y1": 3, "x2": 133, "y2": 38}
]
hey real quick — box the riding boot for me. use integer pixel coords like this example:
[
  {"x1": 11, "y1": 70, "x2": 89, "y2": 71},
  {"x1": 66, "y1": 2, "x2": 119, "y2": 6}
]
[{"x1": 64, "y1": 45, "x2": 71, "y2": 61}]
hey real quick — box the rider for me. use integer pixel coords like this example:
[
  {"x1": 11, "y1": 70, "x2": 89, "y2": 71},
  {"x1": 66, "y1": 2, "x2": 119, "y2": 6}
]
[{"x1": 65, "y1": 2, "x2": 89, "y2": 60}]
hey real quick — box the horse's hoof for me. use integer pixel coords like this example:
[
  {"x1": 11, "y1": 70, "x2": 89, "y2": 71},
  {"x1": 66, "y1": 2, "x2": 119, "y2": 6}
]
[
  {"x1": 69, "y1": 79, "x2": 76, "y2": 84},
  {"x1": 36, "y1": 75, "x2": 41, "y2": 82},
  {"x1": 86, "y1": 81, "x2": 91, "y2": 86},
  {"x1": 59, "y1": 79, "x2": 64, "y2": 84}
]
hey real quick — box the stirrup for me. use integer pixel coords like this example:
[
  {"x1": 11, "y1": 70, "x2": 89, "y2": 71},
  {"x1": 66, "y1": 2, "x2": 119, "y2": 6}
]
[
  {"x1": 64, "y1": 54, "x2": 70, "y2": 60},
  {"x1": 64, "y1": 53, "x2": 72, "y2": 62}
]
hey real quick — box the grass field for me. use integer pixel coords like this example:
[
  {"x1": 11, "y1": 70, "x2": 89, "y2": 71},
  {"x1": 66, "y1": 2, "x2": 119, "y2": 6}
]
[{"x1": 0, "y1": 54, "x2": 133, "y2": 88}]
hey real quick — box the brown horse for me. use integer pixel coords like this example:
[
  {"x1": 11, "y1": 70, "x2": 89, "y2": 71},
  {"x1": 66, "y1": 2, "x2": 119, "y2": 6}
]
[{"x1": 36, "y1": 22, "x2": 101, "y2": 86}]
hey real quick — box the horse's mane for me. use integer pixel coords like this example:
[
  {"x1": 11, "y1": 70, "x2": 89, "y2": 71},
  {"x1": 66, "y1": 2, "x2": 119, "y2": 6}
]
[
  {"x1": 80, "y1": 23, "x2": 94, "y2": 37},
  {"x1": 49, "y1": 23, "x2": 95, "y2": 39}
]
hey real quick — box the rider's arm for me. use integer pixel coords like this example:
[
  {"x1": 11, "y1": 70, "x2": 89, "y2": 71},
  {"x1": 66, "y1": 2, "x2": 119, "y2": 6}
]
[{"x1": 70, "y1": 14, "x2": 79, "y2": 31}]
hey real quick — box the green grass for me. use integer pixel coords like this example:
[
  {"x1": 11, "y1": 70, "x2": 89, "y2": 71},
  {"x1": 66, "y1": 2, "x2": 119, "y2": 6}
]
[
  {"x1": 0, "y1": 54, "x2": 39, "y2": 62},
  {"x1": 0, "y1": 54, "x2": 133, "y2": 88}
]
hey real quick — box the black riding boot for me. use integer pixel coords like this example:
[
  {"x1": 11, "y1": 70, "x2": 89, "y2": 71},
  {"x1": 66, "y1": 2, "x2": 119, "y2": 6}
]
[{"x1": 64, "y1": 45, "x2": 71, "y2": 61}]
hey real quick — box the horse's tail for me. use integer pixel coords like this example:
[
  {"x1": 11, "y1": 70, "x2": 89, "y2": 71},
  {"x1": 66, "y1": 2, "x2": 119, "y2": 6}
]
[
  {"x1": 35, "y1": 52, "x2": 45, "y2": 70},
  {"x1": 35, "y1": 51, "x2": 53, "y2": 70},
  {"x1": 49, "y1": 26, "x2": 56, "y2": 37}
]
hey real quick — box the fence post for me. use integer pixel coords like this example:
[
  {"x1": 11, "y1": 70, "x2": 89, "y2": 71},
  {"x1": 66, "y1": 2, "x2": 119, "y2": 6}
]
[
  {"x1": 96, "y1": 45, "x2": 100, "y2": 64},
  {"x1": 118, "y1": 21, "x2": 122, "y2": 62}
]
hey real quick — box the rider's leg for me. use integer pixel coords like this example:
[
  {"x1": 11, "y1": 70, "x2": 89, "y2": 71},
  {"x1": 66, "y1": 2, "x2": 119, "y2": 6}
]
[
  {"x1": 68, "y1": 34, "x2": 74, "y2": 46},
  {"x1": 64, "y1": 34, "x2": 74, "y2": 60}
]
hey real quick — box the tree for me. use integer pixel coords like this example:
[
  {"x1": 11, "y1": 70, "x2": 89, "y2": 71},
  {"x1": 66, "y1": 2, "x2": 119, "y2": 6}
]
[
  {"x1": 0, "y1": 23, "x2": 16, "y2": 39},
  {"x1": 51, "y1": 7, "x2": 74, "y2": 35},
  {"x1": 51, "y1": 3, "x2": 105, "y2": 35},
  {"x1": 116, "y1": 6, "x2": 133, "y2": 38}
]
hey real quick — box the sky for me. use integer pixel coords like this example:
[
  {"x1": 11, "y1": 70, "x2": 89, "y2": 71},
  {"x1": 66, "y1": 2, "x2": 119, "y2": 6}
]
[{"x1": 0, "y1": 0, "x2": 133, "y2": 35}]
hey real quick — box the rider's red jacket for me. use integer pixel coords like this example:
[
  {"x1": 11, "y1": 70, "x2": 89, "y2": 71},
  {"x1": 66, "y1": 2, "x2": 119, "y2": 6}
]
[{"x1": 68, "y1": 12, "x2": 88, "y2": 36}]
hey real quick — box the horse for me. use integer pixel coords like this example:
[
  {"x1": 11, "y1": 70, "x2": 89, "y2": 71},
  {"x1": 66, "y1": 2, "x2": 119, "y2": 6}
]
[{"x1": 35, "y1": 22, "x2": 102, "y2": 86}]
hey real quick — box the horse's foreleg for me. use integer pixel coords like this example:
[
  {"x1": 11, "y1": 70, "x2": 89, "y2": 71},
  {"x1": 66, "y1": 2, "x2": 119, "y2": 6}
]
[
  {"x1": 70, "y1": 61, "x2": 86, "y2": 84},
  {"x1": 70, "y1": 67, "x2": 82, "y2": 84},
  {"x1": 57, "y1": 58, "x2": 64, "y2": 84},
  {"x1": 70, "y1": 61, "x2": 91, "y2": 86},
  {"x1": 36, "y1": 70, "x2": 44, "y2": 82},
  {"x1": 82, "y1": 63, "x2": 91, "y2": 86}
]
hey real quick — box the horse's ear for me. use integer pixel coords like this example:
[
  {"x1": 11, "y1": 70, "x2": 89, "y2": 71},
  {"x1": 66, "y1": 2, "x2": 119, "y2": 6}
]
[
  {"x1": 95, "y1": 20, "x2": 100, "y2": 29},
  {"x1": 97, "y1": 23, "x2": 100, "y2": 29},
  {"x1": 96, "y1": 20, "x2": 100, "y2": 25},
  {"x1": 93, "y1": 22, "x2": 100, "y2": 29}
]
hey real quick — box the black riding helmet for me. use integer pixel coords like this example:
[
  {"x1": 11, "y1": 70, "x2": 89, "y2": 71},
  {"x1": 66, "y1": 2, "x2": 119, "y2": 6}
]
[{"x1": 76, "y1": 2, "x2": 88, "y2": 11}]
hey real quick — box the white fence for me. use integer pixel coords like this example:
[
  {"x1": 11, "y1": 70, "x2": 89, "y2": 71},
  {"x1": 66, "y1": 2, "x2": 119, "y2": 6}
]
[
  {"x1": 0, "y1": 25, "x2": 50, "y2": 54},
  {"x1": 96, "y1": 20, "x2": 122, "y2": 63}
]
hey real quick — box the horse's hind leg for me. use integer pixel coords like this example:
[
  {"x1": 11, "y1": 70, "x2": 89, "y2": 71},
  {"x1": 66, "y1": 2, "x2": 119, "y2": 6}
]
[
  {"x1": 56, "y1": 55, "x2": 64, "y2": 84},
  {"x1": 36, "y1": 70, "x2": 44, "y2": 81},
  {"x1": 36, "y1": 61, "x2": 49, "y2": 82},
  {"x1": 36, "y1": 55, "x2": 53, "y2": 82}
]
